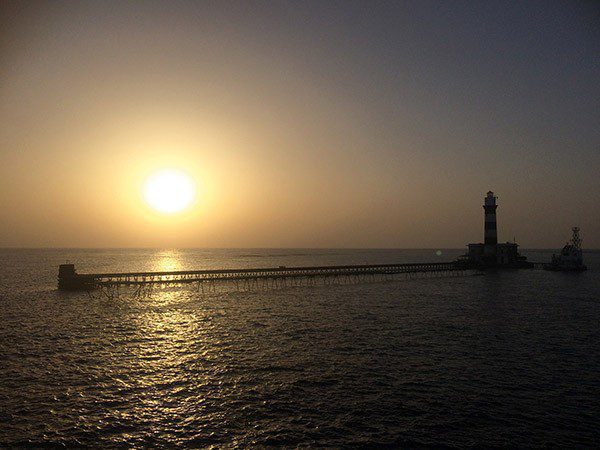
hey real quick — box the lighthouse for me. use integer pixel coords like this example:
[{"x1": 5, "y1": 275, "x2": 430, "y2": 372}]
[
  {"x1": 483, "y1": 191, "x2": 498, "y2": 260},
  {"x1": 462, "y1": 190, "x2": 531, "y2": 268}
]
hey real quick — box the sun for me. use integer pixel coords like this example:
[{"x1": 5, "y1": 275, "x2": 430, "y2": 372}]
[{"x1": 143, "y1": 169, "x2": 196, "y2": 214}]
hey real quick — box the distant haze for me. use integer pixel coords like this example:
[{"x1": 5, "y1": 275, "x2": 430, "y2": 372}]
[{"x1": 1, "y1": 1, "x2": 598, "y2": 248}]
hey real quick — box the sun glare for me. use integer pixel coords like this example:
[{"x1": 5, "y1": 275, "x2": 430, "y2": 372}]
[{"x1": 143, "y1": 169, "x2": 196, "y2": 214}]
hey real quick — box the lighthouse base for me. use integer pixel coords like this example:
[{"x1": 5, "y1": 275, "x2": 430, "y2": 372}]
[{"x1": 459, "y1": 242, "x2": 532, "y2": 269}]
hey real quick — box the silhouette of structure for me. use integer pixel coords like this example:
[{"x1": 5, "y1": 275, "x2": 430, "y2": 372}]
[
  {"x1": 460, "y1": 191, "x2": 531, "y2": 268},
  {"x1": 58, "y1": 262, "x2": 474, "y2": 292},
  {"x1": 58, "y1": 190, "x2": 587, "y2": 292},
  {"x1": 545, "y1": 227, "x2": 587, "y2": 271}
]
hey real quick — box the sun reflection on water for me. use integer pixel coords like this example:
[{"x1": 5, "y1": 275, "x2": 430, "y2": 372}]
[
  {"x1": 123, "y1": 290, "x2": 220, "y2": 433},
  {"x1": 154, "y1": 251, "x2": 182, "y2": 273}
]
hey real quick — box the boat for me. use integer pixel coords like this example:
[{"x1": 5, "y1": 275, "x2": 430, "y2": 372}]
[{"x1": 545, "y1": 227, "x2": 587, "y2": 271}]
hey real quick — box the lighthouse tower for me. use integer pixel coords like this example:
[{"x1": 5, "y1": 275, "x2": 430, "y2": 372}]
[
  {"x1": 483, "y1": 191, "x2": 497, "y2": 259},
  {"x1": 463, "y1": 190, "x2": 530, "y2": 268}
]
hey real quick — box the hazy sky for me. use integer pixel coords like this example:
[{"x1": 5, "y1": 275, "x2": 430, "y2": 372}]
[{"x1": 1, "y1": 1, "x2": 599, "y2": 248}]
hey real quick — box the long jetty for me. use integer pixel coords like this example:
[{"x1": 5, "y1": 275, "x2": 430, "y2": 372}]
[{"x1": 58, "y1": 261, "x2": 473, "y2": 291}]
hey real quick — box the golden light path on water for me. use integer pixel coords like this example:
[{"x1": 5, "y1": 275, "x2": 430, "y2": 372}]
[
  {"x1": 123, "y1": 250, "x2": 221, "y2": 441},
  {"x1": 153, "y1": 251, "x2": 182, "y2": 273}
]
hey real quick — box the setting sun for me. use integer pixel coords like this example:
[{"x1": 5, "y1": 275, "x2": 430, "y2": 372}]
[{"x1": 143, "y1": 169, "x2": 196, "y2": 214}]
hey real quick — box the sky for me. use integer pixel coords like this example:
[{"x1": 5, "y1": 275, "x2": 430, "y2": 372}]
[{"x1": 1, "y1": 0, "x2": 599, "y2": 248}]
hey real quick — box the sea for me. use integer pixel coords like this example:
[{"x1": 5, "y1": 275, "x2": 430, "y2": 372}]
[{"x1": 1, "y1": 248, "x2": 598, "y2": 448}]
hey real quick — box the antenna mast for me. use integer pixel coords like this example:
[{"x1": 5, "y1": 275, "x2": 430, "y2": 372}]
[{"x1": 571, "y1": 227, "x2": 582, "y2": 250}]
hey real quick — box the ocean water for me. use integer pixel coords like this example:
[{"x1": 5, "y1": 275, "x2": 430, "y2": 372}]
[{"x1": 0, "y1": 248, "x2": 598, "y2": 448}]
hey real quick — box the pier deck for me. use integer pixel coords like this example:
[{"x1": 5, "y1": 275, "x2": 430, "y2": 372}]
[{"x1": 58, "y1": 261, "x2": 473, "y2": 291}]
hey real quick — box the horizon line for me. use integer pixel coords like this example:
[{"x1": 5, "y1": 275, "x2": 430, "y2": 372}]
[{"x1": 1, "y1": 246, "x2": 597, "y2": 251}]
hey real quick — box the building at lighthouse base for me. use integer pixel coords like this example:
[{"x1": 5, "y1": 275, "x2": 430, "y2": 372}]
[{"x1": 464, "y1": 242, "x2": 530, "y2": 268}]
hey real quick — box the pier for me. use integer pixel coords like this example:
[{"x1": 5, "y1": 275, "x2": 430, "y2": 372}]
[{"x1": 58, "y1": 262, "x2": 475, "y2": 293}]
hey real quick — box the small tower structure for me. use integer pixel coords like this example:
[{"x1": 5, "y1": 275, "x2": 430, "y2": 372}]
[
  {"x1": 571, "y1": 227, "x2": 582, "y2": 250},
  {"x1": 546, "y1": 227, "x2": 587, "y2": 271}
]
